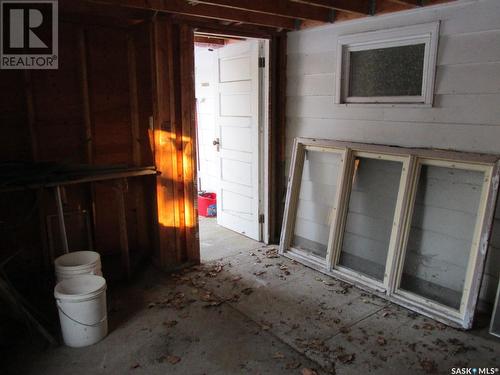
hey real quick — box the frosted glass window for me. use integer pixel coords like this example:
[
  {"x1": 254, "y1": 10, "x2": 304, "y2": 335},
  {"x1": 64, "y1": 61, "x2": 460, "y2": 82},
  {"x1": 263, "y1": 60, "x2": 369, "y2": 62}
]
[
  {"x1": 338, "y1": 157, "x2": 402, "y2": 280},
  {"x1": 400, "y1": 166, "x2": 484, "y2": 309},
  {"x1": 349, "y1": 44, "x2": 425, "y2": 98},
  {"x1": 292, "y1": 150, "x2": 342, "y2": 261}
]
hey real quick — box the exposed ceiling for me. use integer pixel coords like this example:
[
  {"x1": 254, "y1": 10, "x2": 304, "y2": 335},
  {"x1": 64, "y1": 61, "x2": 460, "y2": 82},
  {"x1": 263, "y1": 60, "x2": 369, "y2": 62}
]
[{"x1": 60, "y1": 0, "x2": 456, "y2": 32}]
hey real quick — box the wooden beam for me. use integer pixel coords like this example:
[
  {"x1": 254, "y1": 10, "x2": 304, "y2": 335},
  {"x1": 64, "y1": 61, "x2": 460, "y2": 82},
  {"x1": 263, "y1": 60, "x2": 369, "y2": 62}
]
[
  {"x1": 291, "y1": 0, "x2": 371, "y2": 15},
  {"x1": 176, "y1": 14, "x2": 279, "y2": 39},
  {"x1": 385, "y1": 0, "x2": 421, "y2": 5},
  {"x1": 127, "y1": 33, "x2": 141, "y2": 167},
  {"x1": 189, "y1": 0, "x2": 333, "y2": 22},
  {"x1": 269, "y1": 34, "x2": 288, "y2": 243},
  {"x1": 179, "y1": 24, "x2": 200, "y2": 264},
  {"x1": 194, "y1": 35, "x2": 226, "y2": 45},
  {"x1": 87, "y1": 0, "x2": 296, "y2": 29},
  {"x1": 150, "y1": 17, "x2": 180, "y2": 268}
]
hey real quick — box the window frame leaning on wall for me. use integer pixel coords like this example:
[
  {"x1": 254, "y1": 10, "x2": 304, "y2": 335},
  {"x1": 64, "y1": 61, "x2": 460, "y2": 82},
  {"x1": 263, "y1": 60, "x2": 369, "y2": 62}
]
[
  {"x1": 334, "y1": 22, "x2": 440, "y2": 106},
  {"x1": 279, "y1": 138, "x2": 500, "y2": 329}
]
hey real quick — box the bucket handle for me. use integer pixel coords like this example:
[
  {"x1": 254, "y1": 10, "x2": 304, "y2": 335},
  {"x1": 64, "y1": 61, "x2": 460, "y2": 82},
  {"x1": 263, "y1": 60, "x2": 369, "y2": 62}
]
[{"x1": 56, "y1": 300, "x2": 107, "y2": 327}]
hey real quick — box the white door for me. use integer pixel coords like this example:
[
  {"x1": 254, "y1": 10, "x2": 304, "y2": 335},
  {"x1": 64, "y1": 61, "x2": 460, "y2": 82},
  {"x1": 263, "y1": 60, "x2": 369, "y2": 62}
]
[
  {"x1": 194, "y1": 46, "x2": 219, "y2": 193},
  {"x1": 215, "y1": 40, "x2": 261, "y2": 241}
]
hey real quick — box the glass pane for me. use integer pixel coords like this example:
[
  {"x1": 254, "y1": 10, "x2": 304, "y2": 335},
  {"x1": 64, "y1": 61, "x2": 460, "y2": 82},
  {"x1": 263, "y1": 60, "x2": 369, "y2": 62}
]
[
  {"x1": 338, "y1": 157, "x2": 403, "y2": 281},
  {"x1": 348, "y1": 43, "x2": 425, "y2": 97},
  {"x1": 400, "y1": 165, "x2": 484, "y2": 309},
  {"x1": 292, "y1": 150, "x2": 342, "y2": 261}
]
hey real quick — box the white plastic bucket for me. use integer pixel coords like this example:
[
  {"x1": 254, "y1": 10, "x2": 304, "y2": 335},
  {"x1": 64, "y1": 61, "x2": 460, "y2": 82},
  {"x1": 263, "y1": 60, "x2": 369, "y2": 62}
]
[
  {"x1": 54, "y1": 275, "x2": 108, "y2": 348},
  {"x1": 54, "y1": 251, "x2": 102, "y2": 283}
]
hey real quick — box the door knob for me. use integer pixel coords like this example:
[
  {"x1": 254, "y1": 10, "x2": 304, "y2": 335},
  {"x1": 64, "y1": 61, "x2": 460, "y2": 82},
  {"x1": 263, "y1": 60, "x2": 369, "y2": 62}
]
[{"x1": 213, "y1": 138, "x2": 220, "y2": 151}]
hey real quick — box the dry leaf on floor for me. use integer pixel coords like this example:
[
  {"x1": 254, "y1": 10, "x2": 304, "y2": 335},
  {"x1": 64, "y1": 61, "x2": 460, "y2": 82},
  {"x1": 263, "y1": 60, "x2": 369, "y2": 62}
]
[
  {"x1": 260, "y1": 320, "x2": 273, "y2": 330},
  {"x1": 241, "y1": 288, "x2": 253, "y2": 295},
  {"x1": 265, "y1": 249, "x2": 279, "y2": 258},
  {"x1": 337, "y1": 353, "x2": 355, "y2": 364},
  {"x1": 273, "y1": 352, "x2": 285, "y2": 359},
  {"x1": 419, "y1": 359, "x2": 437, "y2": 373},
  {"x1": 339, "y1": 326, "x2": 350, "y2": 334},
  {"x1": 163, "y1": 320, "x2": 178, "y2": 328},
  {"x1": 253, "y1": 271, "x2": 266, "y2": 276},
  {"x1": 376, "y1": 337, "x2": 386, "y2": 346},
  {"x1": 204, "y1": 301, "x2": 223, "y2": 308},
  {"x1": 167, "y1": 355, "x2": 181, "y2": 365},
  {"x1": 226, "y1": 294, "x2": 240, "y2": 302},
  {"x1": 302, "y1": 368, "x2": 318, "y2": 375},
  {"x1": 285, "y1": 361, "x2": 301, "y2": 369}
]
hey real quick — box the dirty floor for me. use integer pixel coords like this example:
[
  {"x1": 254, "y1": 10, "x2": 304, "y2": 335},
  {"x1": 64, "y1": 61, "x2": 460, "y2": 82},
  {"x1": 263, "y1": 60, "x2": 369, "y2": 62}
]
[{"x1": 4, "y1": 219, "x2": 499, "y2": 375}]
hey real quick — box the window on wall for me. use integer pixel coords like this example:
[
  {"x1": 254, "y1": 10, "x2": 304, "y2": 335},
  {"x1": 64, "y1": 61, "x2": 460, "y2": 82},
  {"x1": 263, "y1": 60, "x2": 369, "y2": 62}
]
[{"x1": 335, "y1": 22, "x2": 440, "y2": 105}]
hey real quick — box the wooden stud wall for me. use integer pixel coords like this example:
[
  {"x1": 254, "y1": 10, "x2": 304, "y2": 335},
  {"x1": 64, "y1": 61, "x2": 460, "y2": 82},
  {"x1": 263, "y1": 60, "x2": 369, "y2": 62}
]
[
  {"x1": 0, "y1": 18, "x2": 156, "y2": 279},
  {"x1": 0, "y1": 8, "x2": 288, "y2": 279}
]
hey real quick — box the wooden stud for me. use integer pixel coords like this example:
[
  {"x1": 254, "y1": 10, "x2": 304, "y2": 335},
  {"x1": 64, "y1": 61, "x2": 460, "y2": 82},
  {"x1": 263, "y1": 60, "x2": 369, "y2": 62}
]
[
  {"x1": 179, "y1": 24, "x2": 200, "y2": 264},
  {"x1": 77, "y1": 28, "x2": 93, "y2": 164},
  {"x1": 150, "y1": 16, "x2": 179, "y2": 269},
  {"x1": 127, "y1": 32, "x2": 141, "y2": 167},
  {"x1": 114, "y1": 179, "x2": 131, "y2": 279},
  {"x1": 23, "y1": 71, "x2": 38, "y2": 161}
]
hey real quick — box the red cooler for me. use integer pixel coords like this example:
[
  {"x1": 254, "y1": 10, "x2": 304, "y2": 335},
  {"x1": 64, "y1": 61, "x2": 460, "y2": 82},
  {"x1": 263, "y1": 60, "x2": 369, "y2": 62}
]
[{"x1": 198, "y1": 192, "x2": 217, "y2": 217}]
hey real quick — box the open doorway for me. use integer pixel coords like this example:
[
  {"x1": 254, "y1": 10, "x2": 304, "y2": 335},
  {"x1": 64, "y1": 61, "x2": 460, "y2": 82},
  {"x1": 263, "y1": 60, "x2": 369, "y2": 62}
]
[{"x1": 194, "y1": 33, "x2": 270, "y2": 262}]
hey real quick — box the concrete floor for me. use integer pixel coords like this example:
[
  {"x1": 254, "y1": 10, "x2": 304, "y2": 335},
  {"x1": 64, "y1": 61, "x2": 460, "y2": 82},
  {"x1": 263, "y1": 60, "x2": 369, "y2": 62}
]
[
  {"x1": 199, "y1": 216, "x2": 260, "y2": 262},
  {"x1": 4, "y1": 218, "x2": 499, "y2": 374}
]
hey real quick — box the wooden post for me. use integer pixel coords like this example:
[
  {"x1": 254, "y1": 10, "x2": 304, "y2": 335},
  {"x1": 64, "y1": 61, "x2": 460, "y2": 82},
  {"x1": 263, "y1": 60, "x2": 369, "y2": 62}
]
[
  {"x1": 168, "y1": 23, "x2": 187, "y2": 264},
  {"x1": 179, "y1": 24, "x2": 200, "y2": 264},
  {"x1": 269, "y1": 33, "x2": 287, "y2": 244},
  {"x1": 151, "y1": 16, "x2": 181, "y2": 269}
]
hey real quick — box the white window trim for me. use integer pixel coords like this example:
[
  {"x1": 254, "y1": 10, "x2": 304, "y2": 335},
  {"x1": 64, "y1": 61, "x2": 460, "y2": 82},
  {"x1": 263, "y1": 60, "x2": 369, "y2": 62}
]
[{"x1": 335, "y1": 22, "x2": 440, "y2": 106}]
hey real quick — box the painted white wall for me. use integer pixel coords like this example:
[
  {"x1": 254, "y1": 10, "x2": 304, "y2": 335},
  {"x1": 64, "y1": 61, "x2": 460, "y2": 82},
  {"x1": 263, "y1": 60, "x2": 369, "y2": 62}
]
[
  {"x1": 286, "y1": 0, "x2": 500, "y2": 306},
  {"x1": 195, "y1": 46, "x2": 219, "y2": 194}
]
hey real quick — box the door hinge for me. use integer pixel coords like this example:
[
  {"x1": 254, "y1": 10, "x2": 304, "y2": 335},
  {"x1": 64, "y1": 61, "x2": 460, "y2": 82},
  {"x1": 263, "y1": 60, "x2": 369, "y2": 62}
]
[
  {"x1": 259, "y1": 214, "x2": 265, "y2": 223},
  {"x1": 258, "y1": 57, "x2": 265, "y2": 68}
]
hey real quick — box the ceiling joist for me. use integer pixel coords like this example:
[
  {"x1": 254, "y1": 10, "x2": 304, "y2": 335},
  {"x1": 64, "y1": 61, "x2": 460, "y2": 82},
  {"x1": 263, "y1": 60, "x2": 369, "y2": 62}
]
[
  {"x1": 385, "y1": 0, "x2": 422, "y2": 5},
  {"x1": 88, "y1": 0, "x2": 296, "y2": 29},
  {"x1": 188, "y1": 0, "x2": 334, "y2": 22},
  {"x1": 290, "y1": 0, "x2": 371, "y2": 15}
]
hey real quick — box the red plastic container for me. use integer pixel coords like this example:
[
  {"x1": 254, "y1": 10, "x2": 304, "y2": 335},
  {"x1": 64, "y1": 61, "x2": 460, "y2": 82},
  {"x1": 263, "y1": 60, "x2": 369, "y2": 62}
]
[{"x1": 198, "y1": 192, "x2": 217, "y2": 217}]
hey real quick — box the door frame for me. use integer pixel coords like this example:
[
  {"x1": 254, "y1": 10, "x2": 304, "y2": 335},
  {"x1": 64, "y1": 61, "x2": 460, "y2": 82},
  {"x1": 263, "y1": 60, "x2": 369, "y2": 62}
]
[{"x1": 194, "y1": 34, "x2": 271, "y2": 244}]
